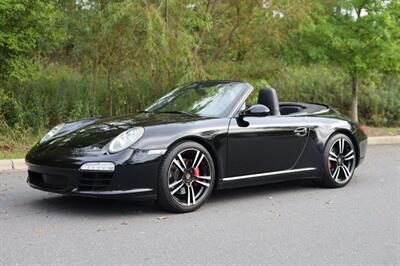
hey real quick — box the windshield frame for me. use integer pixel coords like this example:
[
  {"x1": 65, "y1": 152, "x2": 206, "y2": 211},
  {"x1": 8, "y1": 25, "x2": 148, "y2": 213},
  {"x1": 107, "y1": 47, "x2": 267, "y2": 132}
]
[{"x1": 145, "y1": 81, "x2": 254, "y2": 118}]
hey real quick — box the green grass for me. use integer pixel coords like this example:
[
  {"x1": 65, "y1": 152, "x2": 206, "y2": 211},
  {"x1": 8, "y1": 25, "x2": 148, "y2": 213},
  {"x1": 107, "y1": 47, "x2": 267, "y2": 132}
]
[
  {"x1": 365, "y1": 127, "x2": 400, "y2": 137},
  {"x1": 0, "y1": 131, "x2": 41, "y2": 160},
  {"x1": 385, "y1": 128, "x2": 400, "y2": 133},
  {"x1": 0, "y1": 150, "x2": 28, "y2": 160}
]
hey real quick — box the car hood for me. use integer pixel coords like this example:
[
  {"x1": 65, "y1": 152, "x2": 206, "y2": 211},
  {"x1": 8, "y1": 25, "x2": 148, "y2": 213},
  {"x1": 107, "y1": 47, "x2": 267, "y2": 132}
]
[{"x1": 34, "y1": 112, "x2": 206, "y2": 152}]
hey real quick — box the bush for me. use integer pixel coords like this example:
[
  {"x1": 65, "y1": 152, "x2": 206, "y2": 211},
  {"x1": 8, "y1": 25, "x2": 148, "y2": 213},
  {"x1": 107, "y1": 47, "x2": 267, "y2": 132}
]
[
  {"x1": 0, "y1": 63, "x2": 398, "y2": 136},
  {"x1": 0, "y1": 87, "x2": 24, "y2": 131},
  {"x1": 269, "y1": 65, "x2": 399, "y2": 126}
]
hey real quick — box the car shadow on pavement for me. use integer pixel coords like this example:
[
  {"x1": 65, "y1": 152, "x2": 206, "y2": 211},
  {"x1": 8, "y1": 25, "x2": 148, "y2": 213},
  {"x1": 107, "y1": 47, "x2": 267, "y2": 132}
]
[
  {"x1": 29, "y1": 195, "x2": 161, "y2": 217},
  {"x1": 210, "y1": 179, "x2": 316, "y2": 203},
  {"x1": 28, "y1": 179, "x2": 317, "y2": 217}
]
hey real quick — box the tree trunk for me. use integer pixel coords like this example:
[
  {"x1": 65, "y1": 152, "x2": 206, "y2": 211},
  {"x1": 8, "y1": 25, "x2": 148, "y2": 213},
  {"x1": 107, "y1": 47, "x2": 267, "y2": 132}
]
[
  {"x1": 91, "y1": 44, "x2": 99, "y2": 115},
  {"x1": 351, "y1": 75, "x2": 358, "y2": 122},
  {"x1": 107, "y1": 69, "x2": 112, "y2": 116},
  {"x1": 164, "y1": 0, "x2": 169, "y2": 26}
]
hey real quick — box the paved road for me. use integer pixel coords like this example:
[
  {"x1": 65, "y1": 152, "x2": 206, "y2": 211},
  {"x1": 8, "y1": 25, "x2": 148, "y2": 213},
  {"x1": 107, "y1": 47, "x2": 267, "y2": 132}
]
[{"x1": 0, "y1": 145, "x2": 399, "y2": 265}]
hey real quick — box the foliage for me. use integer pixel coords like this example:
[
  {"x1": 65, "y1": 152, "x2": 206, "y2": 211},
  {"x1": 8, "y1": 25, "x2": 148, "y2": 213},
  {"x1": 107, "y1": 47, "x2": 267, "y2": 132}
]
[
  {"x1": 0, "y1": 0, "x2": 399, "y2": 140},
  {"x1": 0, "y1": 0, "x2": 65, "y2": 81},
  {"x1": 0, "y1": 127, "x2": 43, "y2": 159},
  {"x1": 271, "y1": 65, "x2": 400, "y2": 126},
  {"x1": 0, "y1": 87, "x2": 23, "y2": 130},
  {"x1": 297, "y1": 0, "x2": 400, "y2": 121}
]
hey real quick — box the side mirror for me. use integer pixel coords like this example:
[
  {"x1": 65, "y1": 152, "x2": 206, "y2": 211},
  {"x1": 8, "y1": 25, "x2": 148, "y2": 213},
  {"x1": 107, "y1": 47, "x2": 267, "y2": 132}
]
[{"x1": 239, "y1": 104, "x2": 270, "y2": 117}]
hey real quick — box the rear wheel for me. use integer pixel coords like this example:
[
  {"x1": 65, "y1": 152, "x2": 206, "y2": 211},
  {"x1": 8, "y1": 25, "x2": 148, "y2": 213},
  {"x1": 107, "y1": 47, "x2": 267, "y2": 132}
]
[
  {"x1": 316, "y1": 133, "x2": 357, "y2": 188},
  {"x1": 157, "y1": 141, "x2": 215, "y2": 212}
]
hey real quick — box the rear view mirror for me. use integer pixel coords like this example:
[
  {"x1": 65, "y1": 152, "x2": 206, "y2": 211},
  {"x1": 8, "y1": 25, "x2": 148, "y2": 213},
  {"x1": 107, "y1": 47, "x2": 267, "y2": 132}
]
[{"x1": 239, "y1": 104, "x2": 270, "y2": 117}]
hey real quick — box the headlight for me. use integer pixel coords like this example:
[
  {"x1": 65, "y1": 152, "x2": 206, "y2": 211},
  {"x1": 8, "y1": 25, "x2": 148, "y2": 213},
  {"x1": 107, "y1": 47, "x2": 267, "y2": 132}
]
[
  {"x1": 108, "y1": 127, "x2": 144, "y2": 153},
  {"x1": 40, "y1": 123, "x2": 65, "y2": 143}
]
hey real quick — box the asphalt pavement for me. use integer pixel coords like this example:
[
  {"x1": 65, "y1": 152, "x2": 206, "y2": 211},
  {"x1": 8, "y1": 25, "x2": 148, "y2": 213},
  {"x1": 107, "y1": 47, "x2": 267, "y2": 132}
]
[{"x1": 0, "y1": 145, "x2": 399, "y2": 265}]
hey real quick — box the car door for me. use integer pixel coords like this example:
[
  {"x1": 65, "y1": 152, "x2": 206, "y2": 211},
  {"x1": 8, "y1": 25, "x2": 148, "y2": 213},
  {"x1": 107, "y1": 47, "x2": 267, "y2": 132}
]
[{"x1": 226, "y1": 115, "x2": 309, "y2": 178}]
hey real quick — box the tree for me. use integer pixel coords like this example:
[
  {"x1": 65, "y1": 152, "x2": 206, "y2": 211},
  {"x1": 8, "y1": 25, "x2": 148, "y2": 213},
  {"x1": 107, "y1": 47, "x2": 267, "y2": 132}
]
[
  {"x1": 0, "y1": 0, "x2": 64, "y2": 81},
  {"x1": 299, "y1": 0, "x2": 400, "y2": 121}
]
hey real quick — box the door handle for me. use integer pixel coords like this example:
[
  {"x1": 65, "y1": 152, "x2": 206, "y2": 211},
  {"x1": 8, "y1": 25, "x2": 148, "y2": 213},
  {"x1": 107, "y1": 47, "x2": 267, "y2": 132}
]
[{"x1": 294, "y1": 127, "x2": 308, "y2": 137}]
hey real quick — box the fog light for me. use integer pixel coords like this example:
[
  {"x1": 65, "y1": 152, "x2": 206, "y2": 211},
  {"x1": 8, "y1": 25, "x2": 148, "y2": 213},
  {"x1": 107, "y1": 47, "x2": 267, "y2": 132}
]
[{"x1": 80, "y1": 162, "x2": 115, "y2": 172}]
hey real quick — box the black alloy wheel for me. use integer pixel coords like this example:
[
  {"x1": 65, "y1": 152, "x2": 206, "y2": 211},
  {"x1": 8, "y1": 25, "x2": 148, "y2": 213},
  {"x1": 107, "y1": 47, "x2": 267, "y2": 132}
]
[
  {"x1": 317, "y1": 133, "x2": 357, "y2": 188},
  {"x1": 157, "y1": 141, "x2": 215, "y2": 212}
]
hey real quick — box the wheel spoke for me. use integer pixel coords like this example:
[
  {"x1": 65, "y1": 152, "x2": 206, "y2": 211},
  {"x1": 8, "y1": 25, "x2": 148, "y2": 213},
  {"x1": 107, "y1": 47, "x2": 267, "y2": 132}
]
[
  {"x1": 345, "y1": 150, "x2": 355, "y2": 161},
  {"x1": 192, "y1": 150, "x2": 200, "y2": 168},
  {"x1": 187, "y1": 185, "x2": 191, "y2": 205},
  {"x1": 195, "y1": 180, "x2": 210, "y2": 187},
  {"x1": 190, "y1": 186, "x2": 196, "y2": 205},
  {"x1": 169, "y1": 179, "x2": 183, "y2": 189},
  {"x1": 335, "y1": 167, "x2": 343, "y2": 181},
  {"x1": 177, "y1": 153, "x2": 187, "y2": 170},
  {"x1": 171, "y1": 183, "x2": 184, "y2": 195},
  {"x1": 194, "y1": 154, "x2": 205, "y2": 169},
  {"x1": 329, "y1": 151, "x2": 338, "y2": 159},
  {"x1": 196, "y1": 175, "x2": 211, "y2": 180},
  {"x1": 339, "y1": 139, "x2": 345, "y2": 154},
  {"x1": 328, "y1": 156, "x2": 337, "y2": 162},
  {"x1": 342, "y1": 164, "x2": 351, "y2": 179},
  {"x1": 173, "y1": 159, "x2": 185, "y2": 172},
  {"x1": 332, "y1": 166, "x2": 340, "y2": 180},
  {"x1": 344, "y1": 150, "x2": 354, "y2": 158}
]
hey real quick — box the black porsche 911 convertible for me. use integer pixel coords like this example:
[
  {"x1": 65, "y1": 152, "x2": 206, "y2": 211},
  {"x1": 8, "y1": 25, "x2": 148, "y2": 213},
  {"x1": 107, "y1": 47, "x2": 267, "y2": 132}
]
[{"x1": 26, "y1": 80, "x2": 367, "y2": 212}]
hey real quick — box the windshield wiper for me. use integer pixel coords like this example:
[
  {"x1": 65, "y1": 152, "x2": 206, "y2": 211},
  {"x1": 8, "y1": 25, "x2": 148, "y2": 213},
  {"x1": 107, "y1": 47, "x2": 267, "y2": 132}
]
[{"x1": 156, "y1": 111, "x2": 197, "y2": 116}]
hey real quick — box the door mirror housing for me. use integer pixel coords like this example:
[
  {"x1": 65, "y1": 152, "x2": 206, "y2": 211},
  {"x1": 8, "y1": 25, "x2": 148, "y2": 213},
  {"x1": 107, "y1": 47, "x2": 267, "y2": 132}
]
[{"x1": 239, "y1": 104, "x2": 271, "y2": 117}]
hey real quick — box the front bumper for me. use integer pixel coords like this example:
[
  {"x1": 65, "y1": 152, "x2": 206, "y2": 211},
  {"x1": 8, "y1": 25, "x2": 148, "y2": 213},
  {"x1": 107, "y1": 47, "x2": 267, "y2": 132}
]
[{"x1": 26, "y1": 151, "x2": 163, "y2": 200}]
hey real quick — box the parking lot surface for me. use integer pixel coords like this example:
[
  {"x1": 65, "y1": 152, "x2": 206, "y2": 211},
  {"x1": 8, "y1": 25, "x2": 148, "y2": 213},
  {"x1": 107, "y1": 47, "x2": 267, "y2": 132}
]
[{"x1": 0, "y1": 145, "x2": 399, "y2": 265}]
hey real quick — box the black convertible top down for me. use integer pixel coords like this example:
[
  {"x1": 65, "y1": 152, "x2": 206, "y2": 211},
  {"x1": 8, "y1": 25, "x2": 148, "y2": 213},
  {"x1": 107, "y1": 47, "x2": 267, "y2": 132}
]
[
  {"x1": 26, "y1": 80, "x2": 368, "y2": 212},
  {"x1": 279, "y1": 102, "x2": 329, "y2": 115}
]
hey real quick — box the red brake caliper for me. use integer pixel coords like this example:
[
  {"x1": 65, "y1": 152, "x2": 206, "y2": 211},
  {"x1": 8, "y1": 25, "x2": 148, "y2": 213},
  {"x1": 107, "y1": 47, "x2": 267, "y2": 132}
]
[
  {"x1": 193, "y1": 167, "x2": 200, "y2": 177},
  {"x1": 193, "y1": 167, "x2": 200, "y2": 188},
  {"x1": 328, "y1": 160, "x2": 332, "y2": 169}
]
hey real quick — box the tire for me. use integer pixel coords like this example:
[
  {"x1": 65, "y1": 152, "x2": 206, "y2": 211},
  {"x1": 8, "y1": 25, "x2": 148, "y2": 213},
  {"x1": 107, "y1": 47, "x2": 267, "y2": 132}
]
[
  {"x1": 315, "y1": 133, "x2": 357, "y2": 188},
  {"x1": 157, "y1": 141, "x2": 216, "y2": 213}
]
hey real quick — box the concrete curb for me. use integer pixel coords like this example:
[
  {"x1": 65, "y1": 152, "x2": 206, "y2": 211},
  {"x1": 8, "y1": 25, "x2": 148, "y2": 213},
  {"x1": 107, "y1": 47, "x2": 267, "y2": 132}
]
[
  {"x1": 0, "y1": 160, "x2": 13, "y2": 171},
  {"x1": 0, "y1": 159, "x2": 27, "y2": 171},
  {"x1": 0, "y1": 136, "x2": 399, "y2": 172},
  {"x1": 367, "y1": 136, "x2": 400, "y2": 145},
  {"x1": 11, "y1": 159, "x2": 27, "y2": 170}
]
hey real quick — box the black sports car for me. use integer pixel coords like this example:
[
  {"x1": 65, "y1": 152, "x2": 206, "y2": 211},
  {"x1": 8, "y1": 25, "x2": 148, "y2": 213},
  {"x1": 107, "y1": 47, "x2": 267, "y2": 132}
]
[{"x1": 26, "y1": 80, "x2": 367, "y2": 212}]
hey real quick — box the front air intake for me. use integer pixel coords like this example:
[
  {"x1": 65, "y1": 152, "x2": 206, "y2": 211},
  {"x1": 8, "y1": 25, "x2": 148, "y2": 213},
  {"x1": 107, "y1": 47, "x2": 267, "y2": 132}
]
[{"x1": 77, "y1": 172, "x2": 114, "y2": 191}]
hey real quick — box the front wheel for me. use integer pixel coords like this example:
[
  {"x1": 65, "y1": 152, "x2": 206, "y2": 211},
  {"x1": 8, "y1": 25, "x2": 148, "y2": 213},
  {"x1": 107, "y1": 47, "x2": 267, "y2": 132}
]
[
  {"x1": 316, "y1": 133, "x2": 357, "y2": 188},
  {"x1": 157, "y1": 141, "x2": 215, "y2": 213}
]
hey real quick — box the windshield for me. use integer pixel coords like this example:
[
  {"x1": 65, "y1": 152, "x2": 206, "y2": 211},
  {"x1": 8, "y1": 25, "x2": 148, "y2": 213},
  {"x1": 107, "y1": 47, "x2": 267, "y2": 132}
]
[{"x1": 145, "y1": 81, "x2": 250, "y2": 117}]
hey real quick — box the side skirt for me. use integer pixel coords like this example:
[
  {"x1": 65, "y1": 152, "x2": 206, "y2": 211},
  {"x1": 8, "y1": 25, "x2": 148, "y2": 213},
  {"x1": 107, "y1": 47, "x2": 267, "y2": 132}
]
[{"x1": 217, "y1": 167, "x2": 319, "y2": 189}]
